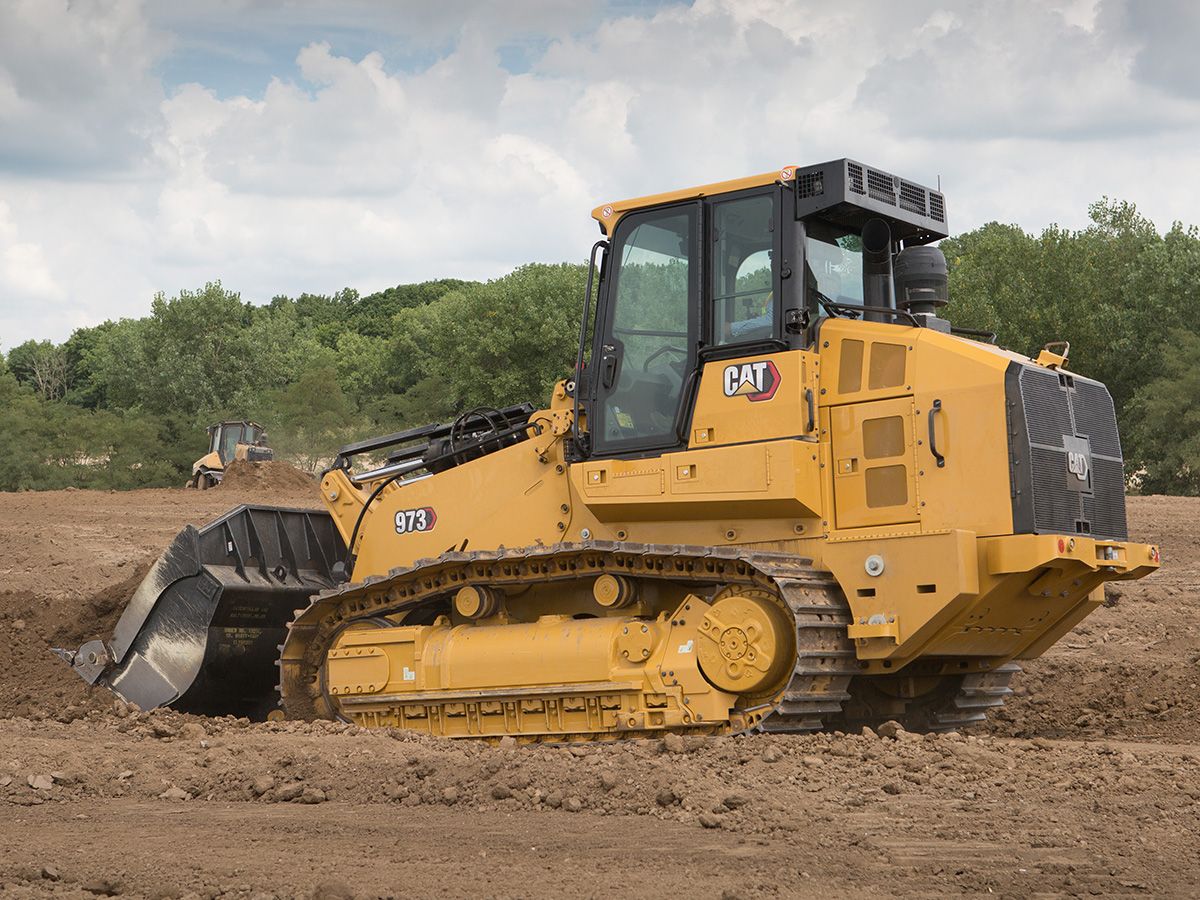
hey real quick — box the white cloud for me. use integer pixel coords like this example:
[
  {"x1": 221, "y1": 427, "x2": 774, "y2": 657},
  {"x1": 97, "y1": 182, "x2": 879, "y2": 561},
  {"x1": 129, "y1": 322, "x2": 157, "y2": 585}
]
[
  {"x1": 0, "y1": 201, "x2": 62, "y2": 300},
  {"x1": 854, "y1": 2, "x2": 1197, "y2": 142},
  {"x1": 0, "y1": 0, "x2": 166, "y2": 174},
  {"x1": 1, "y1": 0, "x2": 1200, "y2": 351}
]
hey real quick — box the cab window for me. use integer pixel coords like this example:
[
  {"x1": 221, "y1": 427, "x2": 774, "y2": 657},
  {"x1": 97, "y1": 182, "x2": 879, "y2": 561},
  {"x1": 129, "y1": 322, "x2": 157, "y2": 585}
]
[
  {"x1": 805, "y1": 222, "x2": 864, "y2": 313},
  {"x1": 712, "y1": 194, "x2": 776, "y2": 345}
]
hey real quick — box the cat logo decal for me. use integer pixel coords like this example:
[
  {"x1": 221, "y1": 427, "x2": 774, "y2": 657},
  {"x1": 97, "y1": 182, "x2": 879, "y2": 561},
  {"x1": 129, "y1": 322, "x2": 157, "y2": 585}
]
[{"x1": 722, "y1": 360, "x2": 780, "y2": 402}]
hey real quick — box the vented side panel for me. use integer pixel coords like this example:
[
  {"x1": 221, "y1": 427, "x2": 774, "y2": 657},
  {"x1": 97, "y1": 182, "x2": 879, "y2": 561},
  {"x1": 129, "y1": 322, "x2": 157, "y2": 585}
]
[
  {"x1": 899, "y1": 180, "x2": 927, "y2": 216},
  {"x1": 797, "y1": 171, "x2": 824, "y2": 199},
  {"x1": 848, "y1": 162, "x2": 865, "y2": 195},
  {"x1": 929, "y1": 193, "x2": 946, "y2": 223},
  {"x1": 867, "y1": 168, "x2": 897, "y2": 205}
]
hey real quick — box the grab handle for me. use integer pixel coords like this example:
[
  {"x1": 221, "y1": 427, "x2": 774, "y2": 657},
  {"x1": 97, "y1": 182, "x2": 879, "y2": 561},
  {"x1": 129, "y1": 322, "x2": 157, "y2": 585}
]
[
  {"x1": 805, "y1": 388, "x2": 815, "y2": 433},
  {"x1": 928, "y1": 399, "x2": 945, "y2": 468}
]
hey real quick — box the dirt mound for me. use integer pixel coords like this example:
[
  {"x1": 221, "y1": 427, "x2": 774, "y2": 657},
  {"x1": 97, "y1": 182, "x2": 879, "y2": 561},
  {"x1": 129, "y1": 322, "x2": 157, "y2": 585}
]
[
  {"x1": 219, "y1": 459, "x2": 317, "y2": 493},
  {"x1": 0, "y1": 483, "x2": 317, "y2": 722},
  {"x1": 0, "y1": 569, "x2": 148, "y2": 720}
]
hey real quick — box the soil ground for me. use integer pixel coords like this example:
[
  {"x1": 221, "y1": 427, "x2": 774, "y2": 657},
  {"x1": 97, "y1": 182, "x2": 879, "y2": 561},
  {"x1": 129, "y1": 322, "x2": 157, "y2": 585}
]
[{"x1": 0, "y1": 481, "x2": 1196, "y2": 898}]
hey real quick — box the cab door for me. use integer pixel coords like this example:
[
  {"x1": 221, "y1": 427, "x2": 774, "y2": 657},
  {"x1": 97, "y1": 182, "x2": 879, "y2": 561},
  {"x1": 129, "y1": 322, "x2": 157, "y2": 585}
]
[{"x1": 590, "y1": 203, "x2": 700, "y2": 457}]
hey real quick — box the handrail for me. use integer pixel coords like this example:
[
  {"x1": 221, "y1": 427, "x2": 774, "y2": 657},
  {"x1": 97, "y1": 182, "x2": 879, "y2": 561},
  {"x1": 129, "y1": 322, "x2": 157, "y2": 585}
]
[
  {"x1": 951, "y1": 325, "x2": 998, "y2": 343},
  {"x1": 928, "y1": 399, "x2": 946, "y2": 468},
  {"x1": 572, "y1": 240, "x2": 608, "y2": 458},
  {"x1": 821, "y1": 298, "x2": 921, "y2": 328}
]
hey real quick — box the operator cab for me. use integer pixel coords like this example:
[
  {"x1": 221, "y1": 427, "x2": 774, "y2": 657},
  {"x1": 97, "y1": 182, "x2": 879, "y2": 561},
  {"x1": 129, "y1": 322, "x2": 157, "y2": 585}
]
[
  {"x1": 209, "y1": 420, "x2": 270, "y2": 465},
  {"x1": 579, "y1": 159, "x2": 950, "y2": 460}
]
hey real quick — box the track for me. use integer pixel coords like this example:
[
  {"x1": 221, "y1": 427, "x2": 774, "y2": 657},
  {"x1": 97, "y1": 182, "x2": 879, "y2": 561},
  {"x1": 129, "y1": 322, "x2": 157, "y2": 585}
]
[
  {"x1": 278, "y1": 542, "x2": 861, "y2": 738},
  {"x1": 923, "y1": 663, "x2": 1022, "y2": 731}
]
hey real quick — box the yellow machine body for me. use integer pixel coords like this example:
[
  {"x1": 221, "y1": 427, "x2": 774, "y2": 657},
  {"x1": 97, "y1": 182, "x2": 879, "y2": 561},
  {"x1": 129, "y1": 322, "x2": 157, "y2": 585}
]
[
  {"x1": 313, "y1": 315, "x2": 1156, "y2": 738},
  {"x1": 74, "y1": 159, "x2": 1157, "y2": 740},
  {"x1": 321, "y1": 320, "x2": 1155, "y2": 676}
]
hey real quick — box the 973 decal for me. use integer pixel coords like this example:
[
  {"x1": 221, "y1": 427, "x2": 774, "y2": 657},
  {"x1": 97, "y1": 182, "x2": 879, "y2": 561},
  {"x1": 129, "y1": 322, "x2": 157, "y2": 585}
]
[
  {"x1": 722, "y1": 359, "x2": 780, "y2": 402},
  {"x1": 395, "y1": 506, "x2": 437, "y2": 535}
]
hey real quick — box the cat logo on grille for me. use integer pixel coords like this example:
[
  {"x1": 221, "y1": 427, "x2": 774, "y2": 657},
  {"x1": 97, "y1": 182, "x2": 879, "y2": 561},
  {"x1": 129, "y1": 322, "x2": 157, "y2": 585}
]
[{"x1": 1062, "y1": 435, "x2": 1092, "y2": 492}]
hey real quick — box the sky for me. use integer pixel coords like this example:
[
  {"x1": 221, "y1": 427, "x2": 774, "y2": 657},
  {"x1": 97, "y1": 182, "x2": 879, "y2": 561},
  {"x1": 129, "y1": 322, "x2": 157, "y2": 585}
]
[{"x1": 1, "y1": 0, "x2": 1199, "y2": 351}]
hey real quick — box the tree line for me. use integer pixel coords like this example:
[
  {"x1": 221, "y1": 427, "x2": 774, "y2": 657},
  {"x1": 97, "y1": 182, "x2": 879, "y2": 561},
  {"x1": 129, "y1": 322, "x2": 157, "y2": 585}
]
[{"x1": 0, "y1": 198, "x2": 1196, "y2": 493}]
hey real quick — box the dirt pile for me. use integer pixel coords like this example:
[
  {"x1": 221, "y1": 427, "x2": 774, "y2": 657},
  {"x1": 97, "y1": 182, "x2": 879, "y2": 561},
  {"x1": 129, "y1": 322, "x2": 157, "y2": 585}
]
[
  {"x1": 219, "y1": 460, "x2": 317, "y2": 493},
  {"x1": 0, "y1": 484, "x2": 316, "y2": 720},
  {"x1": 0, "y1": 569, "x2": 147, "y2": 720}
]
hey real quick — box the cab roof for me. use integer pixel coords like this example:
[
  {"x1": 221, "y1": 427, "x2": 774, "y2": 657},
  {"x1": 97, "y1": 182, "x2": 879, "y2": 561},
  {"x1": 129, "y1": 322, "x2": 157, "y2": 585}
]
[{"x1": 591, "y1": 166, "x2": 797, "y2": 236}]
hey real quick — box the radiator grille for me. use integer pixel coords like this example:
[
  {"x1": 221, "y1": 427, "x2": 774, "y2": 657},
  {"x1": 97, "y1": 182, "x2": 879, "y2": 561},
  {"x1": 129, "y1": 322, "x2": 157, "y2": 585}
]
[
  {"x1": 1006, "y1": 363, "x2": 1128, "y2": 540},
  {"x1": 1029, "y1": 446, "x2": 1081, "y2": 534},
  {"x1": 1084, "y1": 458, "x2": 1129, "y2": 538},
  {"x1": 1021, "y1": 370, "x2": 1074, "y2": 447},
  {"x1": 1072, "y1": 379, "x2": 1123, "y2": 458}
]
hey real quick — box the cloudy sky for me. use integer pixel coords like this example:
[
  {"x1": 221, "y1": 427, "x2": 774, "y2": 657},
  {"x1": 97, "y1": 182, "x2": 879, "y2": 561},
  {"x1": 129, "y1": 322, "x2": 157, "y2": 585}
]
[{"x1": 1, "y1": 0, "x2": 1198, "y2": 351}]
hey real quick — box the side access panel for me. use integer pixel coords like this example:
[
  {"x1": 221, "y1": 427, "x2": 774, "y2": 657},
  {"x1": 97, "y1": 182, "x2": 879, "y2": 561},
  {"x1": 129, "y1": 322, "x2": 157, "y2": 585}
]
[{"x1": 829, "y1": 396, "x2": 919, "y2": 530}]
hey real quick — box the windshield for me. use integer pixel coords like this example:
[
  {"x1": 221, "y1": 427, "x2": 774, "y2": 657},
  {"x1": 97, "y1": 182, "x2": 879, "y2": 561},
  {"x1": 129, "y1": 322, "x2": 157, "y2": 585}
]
[{"x1": 805, "y1": 224, "x2": 863, "y2": 311}]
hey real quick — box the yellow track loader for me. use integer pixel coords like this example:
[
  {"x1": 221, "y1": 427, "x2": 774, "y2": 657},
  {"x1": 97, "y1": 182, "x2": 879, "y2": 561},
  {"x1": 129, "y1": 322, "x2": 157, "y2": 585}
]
[
  {"x1": 58, "y1": 159, "x2": 1160, "y2": 738},
  {"x1": 189, "y1": 420, "x2": 273, "y2": 489}
]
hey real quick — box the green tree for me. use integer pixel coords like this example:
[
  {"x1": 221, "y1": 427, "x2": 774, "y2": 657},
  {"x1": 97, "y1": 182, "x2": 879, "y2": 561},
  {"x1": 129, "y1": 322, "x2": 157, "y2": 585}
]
[
  {"x1": 6, "y1": 339, "x2": 69, "y2": 400},
  {"x1": 62, "y1": 322, "x2": 116, "y2": 408},
  {"x1": 393, "y1": 263, "x2": 587, "y2": 411},
  {"x1": 1124, "y1": 329, "x2": 1200, "y2": 495},
  {"x1": 944, "y1": 200, "x2": 1200, "y2": 492},
  {"x1": 260, "y1": 364, "x2": 362, "y2": 471},
  {"x1": 90, "y1": 282, "x2": 286, "y2": 420}
]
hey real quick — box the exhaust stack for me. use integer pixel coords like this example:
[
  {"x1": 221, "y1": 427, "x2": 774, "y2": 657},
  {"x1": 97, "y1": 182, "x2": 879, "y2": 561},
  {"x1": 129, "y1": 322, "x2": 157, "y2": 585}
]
[{"x1": 861, "y1": 217, "x2": 894, "y2": 322}]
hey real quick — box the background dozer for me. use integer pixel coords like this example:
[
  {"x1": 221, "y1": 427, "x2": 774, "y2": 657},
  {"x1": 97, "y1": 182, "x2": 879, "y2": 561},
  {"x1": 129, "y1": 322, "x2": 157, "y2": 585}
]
[
  {"x1": 58, "y1": 158, "x2": 1160, "y2": 739},
  {"x1": 189, "y1": 420, "x2": 273, "y2": 489}
]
